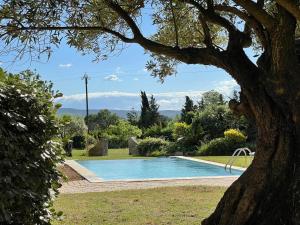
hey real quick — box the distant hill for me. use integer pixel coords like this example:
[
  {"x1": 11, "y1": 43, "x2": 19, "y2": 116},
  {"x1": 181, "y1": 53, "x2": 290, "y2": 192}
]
[{"x1": 57, "y1": 108, "x2": 180, "y2": 119}]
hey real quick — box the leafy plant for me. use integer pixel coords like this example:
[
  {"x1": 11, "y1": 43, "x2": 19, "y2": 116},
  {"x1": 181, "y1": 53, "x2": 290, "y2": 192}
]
[
  {"x1": 224, "y1": 129, "x2": 246, "y2": 143},
  {"x1": 0, "y1": 70, "x2": 63, "y2": 225},
  {"x1": 137, "y1": 137, "x2": 169, "y2": 156}
]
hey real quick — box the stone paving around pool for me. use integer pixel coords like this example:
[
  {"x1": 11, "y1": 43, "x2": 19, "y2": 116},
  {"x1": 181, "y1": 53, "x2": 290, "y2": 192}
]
[{"x1": 59, "y1": 177, "x2": 238, "y2": 194}]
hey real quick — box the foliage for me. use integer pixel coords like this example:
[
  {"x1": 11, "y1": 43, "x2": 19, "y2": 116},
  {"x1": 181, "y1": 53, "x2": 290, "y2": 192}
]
[
  {"x1": 192, "y1": 105, "x2": 239, "y2": 141},
  {"x1": 201, "y1": 91, "x2": 225, "y2": 107},
  {"x1": 127, "y1": 108, "x2": 139, "y2": 126},
  {"x1": 0, "y1": 70, "x2": 63, "y2": 225},
  {"x1": 142, "y1": 123, "x2": 174, "y2": 141},
  {"x1": 59, "y1": 115, "x2": 87, "y2": 139},
  {"x1": 180, "y1": 96, "x2": 195, "y2": 124},
  {"x1": 197, "y1": 137, "x2": 244, "y2": 156},
  {"x1": 137, "y1": 137, "x2": 169, "y2": 156},
  {"x1": 224, "y1": 129, "x2": 246, "y2": 143},
  {"x1": 86, "y1": 109, "x2": 119, "y2": 131},
  {"x1": 72, "y1": 135, "x2": 85, "y2": 149},
  {"x1": 139, "y1": 91, "x2": 161, "y2": 129},
  {"x1": 165, "y1": 141, "x2": 198, "y2": 155},
  {"x1": 173, "y1": 122, "x2": 191, "y2": 140},
  {"x1": 150, "y1": 149, "x2": 168, "y2": 157},
  {"x1": 104, "y1": 120, "x2": 142, "y2": 148}
]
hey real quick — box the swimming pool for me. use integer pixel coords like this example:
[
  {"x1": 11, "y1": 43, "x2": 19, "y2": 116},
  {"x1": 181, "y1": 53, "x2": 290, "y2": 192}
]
[{"x1": 77, "y1": 157, "x2": 243, "y2": 181}]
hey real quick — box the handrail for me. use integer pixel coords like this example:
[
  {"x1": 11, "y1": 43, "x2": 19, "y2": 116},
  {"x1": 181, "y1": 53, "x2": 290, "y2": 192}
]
[{"x1": 225, "y1": 148, "x2": 253, "y2": 173}]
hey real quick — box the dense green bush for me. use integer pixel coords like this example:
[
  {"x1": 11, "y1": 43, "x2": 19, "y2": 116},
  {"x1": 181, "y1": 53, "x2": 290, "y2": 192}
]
[
  {"x1": 143, "y1": 124, "x2": 174, "y2": 141},
  {"x1": 197, "y1": 137, "x2": 245, "y2": 156},
  {"x1": 165, "y1": 141, "x2": 198, "y2": 155},
  {"x1": 72, "y1": 135, "x2": 85, "y2": 148},
  {"x1": 106, "y1": 120, "x2": 142, "y2": 148},
  {"x1": 0, "y1": 70, "x2": 63, "y2": 225},
  {"x1": 137, "y1": 137, "x2": 169, "y2": 156}
]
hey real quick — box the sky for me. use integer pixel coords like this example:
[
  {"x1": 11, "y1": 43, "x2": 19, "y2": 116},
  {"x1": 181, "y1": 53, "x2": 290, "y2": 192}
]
[{"x1": 0, "y1": 8, "x2": 243, "y2": 111}]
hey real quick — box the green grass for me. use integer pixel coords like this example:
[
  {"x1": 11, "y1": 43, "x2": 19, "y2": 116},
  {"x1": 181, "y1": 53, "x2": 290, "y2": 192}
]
[
  {"x1": 68, "y1": 148, "x2": 150, "y2": 160},
  {"x1": 195, "y1": 156, "x2": 253, "y2": 168},
  {"x1": 53, "y1": 186, "x2": 225, "y2": 225}
]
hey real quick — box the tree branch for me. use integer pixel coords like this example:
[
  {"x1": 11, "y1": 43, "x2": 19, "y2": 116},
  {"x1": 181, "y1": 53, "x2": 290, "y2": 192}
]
[
  {"x1": 169, "y1": 0, "x2": 179, "y2": 47},
  {"x1": 198, "y1": 15, "x2": 212, "y2": 47},
  {"x1": 214, "y1": 4, "x2": 267, "y2": 49},
  {"x1": 9, "y1": 26, "x2": 135, "y2": 43},
  {"x1": 233, "y1": 0, "x2": 276, "y2": 30},
  {"x1": 104, "y1": 0, "x2": 143, "y2": 39},
  {"x1": 275, "y1": 0, "x2": 300, "y2": 21}
]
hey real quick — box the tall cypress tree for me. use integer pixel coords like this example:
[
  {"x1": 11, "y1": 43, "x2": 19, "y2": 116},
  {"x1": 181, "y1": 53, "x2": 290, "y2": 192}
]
[
  {"x1": 149, "y1": 95, "x2": 160, "y2": 124},
  {"x1": 181, "y1": 96, "x2": 195, "y2": 124},
  {"x1": 139, "y1": 91, "x2": 160, "y2": 129}
]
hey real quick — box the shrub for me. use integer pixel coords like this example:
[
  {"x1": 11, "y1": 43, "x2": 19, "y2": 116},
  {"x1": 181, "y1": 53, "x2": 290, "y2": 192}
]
[
  {"x1": 165, "y1": 141, "x2": 198, "y2": 155},
  {"x1": 137, "y1": 137, "x2": 169, "y2": 156},
  {"x1": 197, "y1": 137, "x2": 244, "y2": 156},
  {"x1": 72, "y1": 135, "x2": 85, "y2": 148},
  {"x1": 143, "y1": 124, "x2": 174, "y2": 141},
  {"x1": 173, "y1": 122, "x2": 191, "y2": 140},
  {"x1": 150, "y1": 149, "x2": 168, "y2": 157},
  {"x1": 106, "y1": 120, "x2": 142, "y2": 148},
  {"x1": 0, "y1": 70, "x2": 62, "y2": 225},
  {"x1": 224, "y1": 129, "x2": 246, "y2": 143}
]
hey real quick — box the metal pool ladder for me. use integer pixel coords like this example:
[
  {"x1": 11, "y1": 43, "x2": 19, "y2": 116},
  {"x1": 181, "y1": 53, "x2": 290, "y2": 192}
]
[{"x1": 225, "y1": 148, "x2": 254, "y2": 173}]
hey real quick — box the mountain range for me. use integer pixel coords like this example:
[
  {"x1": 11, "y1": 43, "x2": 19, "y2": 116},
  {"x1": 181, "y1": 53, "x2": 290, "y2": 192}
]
[{"x1": 57, "y1": 108, "x2": 181, "y2": 119}]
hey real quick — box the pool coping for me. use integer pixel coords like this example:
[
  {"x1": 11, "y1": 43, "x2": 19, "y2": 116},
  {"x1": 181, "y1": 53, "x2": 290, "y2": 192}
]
[
  {"x1": 64, "y1": 160, "x2": 103, "y2": 182},
  {"x1": 65, "y1": 156, "x2": 245, "y2": 183},
  {"x1": 172, "y1": 156, "x2": 247, "y2": 171}
]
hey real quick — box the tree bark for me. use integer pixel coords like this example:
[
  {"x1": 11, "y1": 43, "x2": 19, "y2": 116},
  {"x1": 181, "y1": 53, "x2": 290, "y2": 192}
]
[{"x1": 202, "y1": 79, "x2": 300, "y2": 225}]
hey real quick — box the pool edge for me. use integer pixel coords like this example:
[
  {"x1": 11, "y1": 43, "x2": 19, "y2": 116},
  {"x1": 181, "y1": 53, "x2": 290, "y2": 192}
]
[
  {"x1": 65, "y1": 158, "x2": 243, "y2": 183},
  {"x1": 65, "y1": 160, "x2": 103, "y2": 182},
  {"x1": 172, "y1": 156, "x2": 247, "y2": 171}
]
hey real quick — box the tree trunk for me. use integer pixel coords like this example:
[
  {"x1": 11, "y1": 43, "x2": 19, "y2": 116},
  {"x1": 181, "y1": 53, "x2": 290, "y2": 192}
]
[{"x1": 202, "y1": 83, "x2": 300, "y2": 225}]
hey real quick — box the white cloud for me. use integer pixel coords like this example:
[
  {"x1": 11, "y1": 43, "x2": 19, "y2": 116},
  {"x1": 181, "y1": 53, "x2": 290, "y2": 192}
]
[
  {"x1": 104, "y1": 74, "x2": 122, "y2": 82},
  {"x1": 214, "y1": 79, "x2": 240, "y2": 97},
  {"x1": 59, "y1": 63, "x2": 72, "y2": 68},
  {"x1": 56, "y1": 80, "x2": 240, "y2": 110},
  {"x1": 57, "y1": 90, "x2": 205, "y2": 110},
  {"x1": 133, "y1": 78, "x2": 139, "y2": 81}
]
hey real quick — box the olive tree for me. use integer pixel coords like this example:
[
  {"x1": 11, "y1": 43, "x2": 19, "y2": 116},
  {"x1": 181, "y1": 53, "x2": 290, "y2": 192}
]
[{"x1": 0, "y1": 1, "x2": 300, "y2": 224}]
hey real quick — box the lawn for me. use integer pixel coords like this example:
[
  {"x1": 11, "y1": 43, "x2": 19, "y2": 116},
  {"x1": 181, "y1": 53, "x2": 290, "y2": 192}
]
[
  {"x1": 68, "y1": 148, "x2": 150, "y2": 160},
  {"x1": 53, "y1": 186, "x2": 225, "y2": 225},
  {"x1": 195, "y1": 156, "x2": 253, "y2": 168}
]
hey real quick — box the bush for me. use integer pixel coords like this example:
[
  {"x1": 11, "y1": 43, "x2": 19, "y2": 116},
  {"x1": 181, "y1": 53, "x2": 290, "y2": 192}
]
[
  {"x1": 165, "y1": 141, "x2": 198, "y2": 155},
  {"x1": 150, "y1": 149, "x2": 168, "y2": 157},
  {"x1": 197, "y1": 137, "x2": 245, "y2": 156},
  {"x1": 72, "y1": 135, "x2": 85, "y2": 148},
  {"x1": 137, "y1": 137, "x2": 169, "y2": 156},
  {"x1": 105, "y1": 120, "x2": 142, "y2": 148},
  {"x1": 224, "y1": 129, "x2": 246, "y2": 143},
  {"x1": 0, "y1": 70, "x2": 62, "y2": 225},
  {"x1": 173, "y1": 122, "x2": 191, "y2": 140},
  {"x1": 143, "y1": 124, "x2": 174, "y2": 141}
]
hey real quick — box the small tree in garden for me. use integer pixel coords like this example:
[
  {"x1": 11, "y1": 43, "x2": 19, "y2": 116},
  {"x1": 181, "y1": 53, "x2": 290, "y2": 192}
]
[
  {"x1": 127, "y1": 108, "x2": 139, "y2": 126},
  {"x1": 0, "y1": 70, "x2": 63, "y2": 225}
]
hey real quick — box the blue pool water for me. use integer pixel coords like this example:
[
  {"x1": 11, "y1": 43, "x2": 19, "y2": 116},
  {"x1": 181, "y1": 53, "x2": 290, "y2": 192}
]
[{"x1": 77, "y1": 157, "x2": 243, "y2": 181}]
